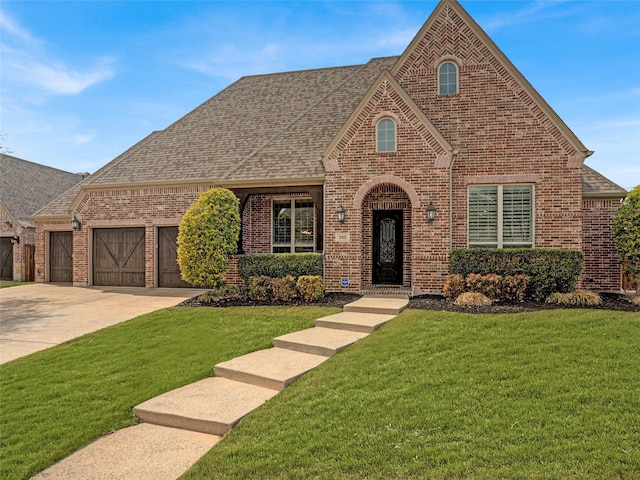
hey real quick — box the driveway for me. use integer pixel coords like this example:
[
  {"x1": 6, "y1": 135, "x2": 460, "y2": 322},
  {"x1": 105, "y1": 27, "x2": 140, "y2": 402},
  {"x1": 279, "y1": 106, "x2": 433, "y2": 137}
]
[{"x1": 0, "y1": 284, "x2": 206, "y2": 364}]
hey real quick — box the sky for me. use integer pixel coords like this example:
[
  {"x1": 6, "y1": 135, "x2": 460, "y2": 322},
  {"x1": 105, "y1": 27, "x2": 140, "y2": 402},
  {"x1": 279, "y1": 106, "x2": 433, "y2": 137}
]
[{"x1": 1, "y1": 0, "x2": 639, "y2": 191}]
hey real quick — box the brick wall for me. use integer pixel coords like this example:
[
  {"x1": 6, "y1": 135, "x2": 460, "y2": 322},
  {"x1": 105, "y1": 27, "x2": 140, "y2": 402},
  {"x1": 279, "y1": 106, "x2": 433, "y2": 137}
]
[
  {"x1": 324, "y1": 2, "x2": 584, "y2": 294},
  {"x1": 582, "y1": 198, "x2": 622, "y2": 291}
]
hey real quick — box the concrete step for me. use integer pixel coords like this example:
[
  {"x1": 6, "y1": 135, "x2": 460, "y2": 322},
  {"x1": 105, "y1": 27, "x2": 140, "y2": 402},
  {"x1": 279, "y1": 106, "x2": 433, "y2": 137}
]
[
  {"x1": 214, "y1": 347, "x2": 327, "y2": 391},
  {"x1": 133, "y1": 377, "x2": 278, "y2": 436},
  {"x1": 343, "y1": 295, "x2": 409, "y2": 315},
  {"x1": 32, "y1": 423, "x2": 219, "y2": 480},
  {"x1": 273, "y1": 327, "x2": 368, "y2": 357},
  {"x1": 315, "y1": 311, "x2": 396, "y2": 333}
]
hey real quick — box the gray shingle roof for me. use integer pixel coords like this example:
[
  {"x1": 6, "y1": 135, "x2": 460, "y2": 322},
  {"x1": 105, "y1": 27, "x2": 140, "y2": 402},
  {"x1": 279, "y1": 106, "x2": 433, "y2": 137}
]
[
  {"x1": 81, "y1": 57, "x2": 398, "y2": 188},
  {"x1": 582, "y1": 165, "x2": 627, "y2": 198},
  {"x1": 0, "y1": 154, "x2": 84, "y2": 226}
]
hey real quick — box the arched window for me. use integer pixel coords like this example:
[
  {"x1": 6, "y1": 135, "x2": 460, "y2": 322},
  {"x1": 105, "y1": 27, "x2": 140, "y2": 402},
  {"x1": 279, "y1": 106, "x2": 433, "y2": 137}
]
[
  {"x1": 438, "y1": 62, "x2": 458, "y2": 95},
  {"x1": 377, "y1": 118, "x2": 396, "y2": 152}
]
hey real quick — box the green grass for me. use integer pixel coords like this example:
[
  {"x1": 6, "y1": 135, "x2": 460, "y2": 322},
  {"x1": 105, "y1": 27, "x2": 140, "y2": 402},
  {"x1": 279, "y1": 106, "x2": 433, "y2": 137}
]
[
  {"x1": 0, "y1": 281, "x2": 35, "y2": 289},
  {"x1": 0, "y1": 306, "x2": 337, "y2": 480},
  {"x1": 182, "y1": 309, "x2": 640, "y2": 479}
]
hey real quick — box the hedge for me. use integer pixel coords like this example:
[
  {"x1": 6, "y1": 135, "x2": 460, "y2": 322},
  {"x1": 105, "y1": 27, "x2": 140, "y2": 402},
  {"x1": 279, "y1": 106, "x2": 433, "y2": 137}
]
[
  {"x1": 450, "y1": 248, "x2": 584, "y2": 300},
  {"x1": 238, "y1": 253, "x2": 323, "y2": 281}
]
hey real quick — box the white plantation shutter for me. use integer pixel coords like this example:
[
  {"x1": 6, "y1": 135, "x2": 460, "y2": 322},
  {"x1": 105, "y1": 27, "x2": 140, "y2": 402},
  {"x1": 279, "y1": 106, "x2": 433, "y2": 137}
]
[
  {"x1": 468, "y1": 186, "x2": 498, "y2": 247},
  {"x1": 468, "y1": 185, "x2": 533, "y2": 248},
  {"x1": 502, "y1": 186, "x2": 532, "y2": 246}
]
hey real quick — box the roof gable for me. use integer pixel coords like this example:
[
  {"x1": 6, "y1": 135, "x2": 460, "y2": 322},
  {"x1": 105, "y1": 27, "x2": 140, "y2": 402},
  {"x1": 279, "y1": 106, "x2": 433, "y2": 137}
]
[
  {"x1": 392, "y1": 0, "x2": 592, "y2": 161},
  {"x1": 323, "y1": 69, "x2": 454, "y2": 172}
]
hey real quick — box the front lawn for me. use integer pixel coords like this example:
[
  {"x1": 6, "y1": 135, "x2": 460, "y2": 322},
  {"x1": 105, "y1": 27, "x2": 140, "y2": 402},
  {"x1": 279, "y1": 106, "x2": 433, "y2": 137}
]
[
  {"x1": 0, "y1": 306, "x2": 336, "y2": 480},
  {"x1": 182, "y1": 308, "x2": 640, "y2": 479}
]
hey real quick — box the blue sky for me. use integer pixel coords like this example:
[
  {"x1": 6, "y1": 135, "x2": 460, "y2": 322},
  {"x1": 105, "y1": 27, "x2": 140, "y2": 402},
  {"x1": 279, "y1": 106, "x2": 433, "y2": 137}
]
[{"x1": 1, "y1": 0, "x2": 639, "y2": 190}]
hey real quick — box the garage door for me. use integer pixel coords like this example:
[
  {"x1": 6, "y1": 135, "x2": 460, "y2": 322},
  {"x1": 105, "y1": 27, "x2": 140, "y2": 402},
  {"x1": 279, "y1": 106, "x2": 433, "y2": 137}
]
[
  {"x1": 0, "y1": 237, "x2": 13, "y2": 281},
  {"x1": 50, "y1": 231, "x2": 73, "y2": 283},
  {"x1": 93, "y1": 228, "x2": 145, "y2": 287},
  {"x1": 158, "y1": 226, "x2": 191, "y2": 288}
]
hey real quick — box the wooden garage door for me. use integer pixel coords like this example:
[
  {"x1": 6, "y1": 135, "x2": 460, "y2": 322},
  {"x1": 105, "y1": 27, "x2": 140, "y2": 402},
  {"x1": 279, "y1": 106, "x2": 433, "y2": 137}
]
[
  {"x1": 1, "y1": 237, "x2": 13, "y2": 281},
  {"x1": 93, "y1": 228, "x2": 145, "y2": 287},
  {"x1": 158, "y1": 226, "x2": 191, "y2": 288},
  {"x1": 50, "y1": 232, "x2": 73, "y2": 283}
]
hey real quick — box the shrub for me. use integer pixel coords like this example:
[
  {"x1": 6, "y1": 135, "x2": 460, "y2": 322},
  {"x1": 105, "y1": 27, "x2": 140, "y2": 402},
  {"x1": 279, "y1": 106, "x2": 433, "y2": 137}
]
[
  {"x1": 631, "y1": 295, "x2": 640, "y2": 306},
  {"x1": 238, "y1": 253, "x2": 323, "y2": 281},
  {"x1": 270, "y1": 276, "x2": 298, "y2": 302},
  {"x1": 297, "y1": 275, "x2": 325, "y2": 302},
  {"x1": 499, "y1": 275, "x2": 530, "y2": 303},
  {"x1": 454, "y1": 292, "x2": 492, "y2": 307},
  {"x1": 177, "y1": 188, "x2": 240, "y2": 288},
  {"x1": 247, "y1": 276, "x2": 272, "y2": 301},
  {"x1": 450, "y1": 248, "x2": 583, "y2": 300},
  {"x1": 546, "y1": 290, "x2": 602, "y2": 306},
  {"x1": 466, "y1": 273, "x2": 502, "y2": 299},
  {"x1": 198, "y1": 284, "x2": 241, "y2": 302},
  {"x1": 614, "y1": 185, "x2": 640, "y2": 290},
  {"x1": 443, "y1": 274, "x2": 465, "y2": 299}
]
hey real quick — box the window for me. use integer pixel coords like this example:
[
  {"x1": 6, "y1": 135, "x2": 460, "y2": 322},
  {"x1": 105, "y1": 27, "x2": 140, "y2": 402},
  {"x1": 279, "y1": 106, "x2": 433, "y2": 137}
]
[
  {"x1": 377, "y1": 118, "x2": 396, "y2": 152},
  {"x1": 272, "y1": 199, "x2": 315, "y2": 253},
  {"x1": 438, "y1": 62, "x2": 458, "y2": 95},
  {"x1": 468, "y1": 185, "x2": 533, "y2": 248}
]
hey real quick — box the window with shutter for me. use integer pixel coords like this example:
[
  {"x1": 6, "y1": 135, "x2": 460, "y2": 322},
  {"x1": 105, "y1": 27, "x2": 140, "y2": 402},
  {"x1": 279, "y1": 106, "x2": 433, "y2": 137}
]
[
  {"x1": 468, "y1": 185, "x2": 533, "y2": 248},
  {"x1": 272, "y1": 199, "x2": 315, "y2": 253}
]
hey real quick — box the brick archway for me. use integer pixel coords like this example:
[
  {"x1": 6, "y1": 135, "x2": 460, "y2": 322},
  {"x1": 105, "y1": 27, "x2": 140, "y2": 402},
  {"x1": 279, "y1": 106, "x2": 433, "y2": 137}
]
[
  {"x1": 360, "y1": 183, "x2": 412, "y2": 290},
  {"x1": 353, "y1": 174, "x2": 421, "y2": 210}
]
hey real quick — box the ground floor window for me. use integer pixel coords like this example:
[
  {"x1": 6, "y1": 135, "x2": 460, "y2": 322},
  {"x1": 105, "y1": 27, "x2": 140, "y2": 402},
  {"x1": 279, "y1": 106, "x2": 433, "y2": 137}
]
[
  {"x1": 272, "y1": 199, "x2": 315, "y2": 253},
  {"x1": 468, "y1": 185, "x2": 533, "y2": 248}
]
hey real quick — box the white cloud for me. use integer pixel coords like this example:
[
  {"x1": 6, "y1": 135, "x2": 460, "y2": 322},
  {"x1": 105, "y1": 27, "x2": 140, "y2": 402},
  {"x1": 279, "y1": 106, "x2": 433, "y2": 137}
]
[
  {"x1": 481, "y1": 1, "x2": 574, "y2": 31},
  {"x1": 0, "y1": 9, "x2": 115, "y2": 96}
]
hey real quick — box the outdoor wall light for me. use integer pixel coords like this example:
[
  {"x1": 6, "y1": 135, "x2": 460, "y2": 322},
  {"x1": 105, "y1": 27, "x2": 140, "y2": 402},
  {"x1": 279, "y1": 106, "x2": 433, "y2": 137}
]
[
  {"x1": 426, "y1": 202, "x2": 437, "y2": 223},
  {"x1": 10, "y1": 234, "x2": 19, "y2": 244},
  {"x1": 337, "y1": 205, "x2": 346, "y2": 225},
  {"x1": 71, "y1": 214, "x2": 82, "y2": 231}
]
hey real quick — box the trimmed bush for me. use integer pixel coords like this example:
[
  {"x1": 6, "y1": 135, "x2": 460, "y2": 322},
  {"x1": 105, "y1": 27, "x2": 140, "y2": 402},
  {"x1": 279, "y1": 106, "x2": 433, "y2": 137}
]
[
  {"x1": 297, "y1": 275, "x2": 325, "y2": 302},
  {"x1": 247, "y1": 276, "x2": 272, "y2": 301},
  {"x1": 177, "y1": 187, "x2": 240, "y2": 288},
  {"x1": 444, "y1": 273, "x2": 529, "y2": 302},
  {"x1": 450, "y1": 248, "x2": 583, "y2": 300},
  {"x1": 443, "y1": 274, "x2": 465, "y2": 299},
  {"x1": 454, "y1": 292, "x2": 492, "y2": 307},
  {"x1": 270, "y1": 276, "x2": 297, "y2": 302},
  {"x1": 238, "y1": 253, "x2": 323, "y2": 281},
  {"x1": 546, "y1": 290, "x2": 602, "y2": 307}
]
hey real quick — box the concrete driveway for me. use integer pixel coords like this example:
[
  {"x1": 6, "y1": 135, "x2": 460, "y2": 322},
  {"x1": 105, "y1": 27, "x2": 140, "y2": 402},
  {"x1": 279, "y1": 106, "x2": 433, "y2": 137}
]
[{"x1": 0, "y1": 284, "x2": 206, "y2": 364}]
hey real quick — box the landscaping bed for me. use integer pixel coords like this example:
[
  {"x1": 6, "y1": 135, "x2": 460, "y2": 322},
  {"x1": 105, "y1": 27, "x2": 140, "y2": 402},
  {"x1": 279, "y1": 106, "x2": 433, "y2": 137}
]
[{"x1": 180, "y1": 291, "x2": 639, "y2": 313}]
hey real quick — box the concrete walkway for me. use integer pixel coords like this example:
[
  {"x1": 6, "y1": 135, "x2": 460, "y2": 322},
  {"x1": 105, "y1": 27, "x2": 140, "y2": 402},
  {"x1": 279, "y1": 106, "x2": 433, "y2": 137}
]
[
  {"x1": 32, "y1": 295, "x2": 409, "y2": 479},
  {"x1": 0, "y1": 284, "x2": 206, "y2": 364}
]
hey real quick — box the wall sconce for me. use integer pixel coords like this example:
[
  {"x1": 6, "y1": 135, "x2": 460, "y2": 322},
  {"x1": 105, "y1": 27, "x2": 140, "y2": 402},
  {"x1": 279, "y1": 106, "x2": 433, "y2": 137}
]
[
  {"x1": 336, "y1": 205, "x2": 346, "y2": 225},
  {"x1": 426, "y1": 202, "x2": 437, "y2": 223},
  {"x1": 71, "y1": 214, "x2": 82, "y2": 231},
  {"x1": 10, "y1": 234, "x2": 19, "y2": 244}
]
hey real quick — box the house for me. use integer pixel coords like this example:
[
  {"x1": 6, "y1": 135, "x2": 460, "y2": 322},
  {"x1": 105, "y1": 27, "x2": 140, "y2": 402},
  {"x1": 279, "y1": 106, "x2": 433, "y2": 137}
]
[
  {"x1": 32, "y1": 0, "x2": 627, "y2": 293},
  {"x1": 0, "y1": 154, "x2": 85, "y2": 282}
]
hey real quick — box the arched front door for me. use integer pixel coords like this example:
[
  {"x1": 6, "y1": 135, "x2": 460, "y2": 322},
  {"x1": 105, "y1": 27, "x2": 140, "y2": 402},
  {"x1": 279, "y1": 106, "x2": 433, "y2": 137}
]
[{"x1": 372, "y1": 210, "x2": 403, "y2": 285}]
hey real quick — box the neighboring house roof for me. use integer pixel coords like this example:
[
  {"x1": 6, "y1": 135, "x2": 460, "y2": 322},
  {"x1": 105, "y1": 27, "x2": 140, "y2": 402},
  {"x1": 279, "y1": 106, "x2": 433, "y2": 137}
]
[
  {"x1": 582, "y1": 165, "x2": 627, "y2": 199},
  {"x1": 0, "y1": 154, "x2": 85, "y2": 227}
]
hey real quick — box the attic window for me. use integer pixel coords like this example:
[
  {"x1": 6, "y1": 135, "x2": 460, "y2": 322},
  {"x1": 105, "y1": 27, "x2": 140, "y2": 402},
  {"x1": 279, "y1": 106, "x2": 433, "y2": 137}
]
[
  {"x1": 438, "y1": 62, "x2": 458, "y2": 95},
  {"x1": 376, "y1": 118, "x2": 396, "y2": 152}
]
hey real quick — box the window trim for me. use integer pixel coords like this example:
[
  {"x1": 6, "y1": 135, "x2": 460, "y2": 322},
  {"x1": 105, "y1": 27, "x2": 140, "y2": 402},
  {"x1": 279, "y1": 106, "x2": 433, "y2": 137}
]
[
  {"x1": 438, "y1": 61, "x2": 459, "y2": 95},
  {"x1": 467, "y1": 184, "x2": 535, "y2": 248},
  {"x1": 271, "y1": 198, "x2": 316, "y2": 253},
  {"x1": 376, "y1": 117, "x2": 397, "y2": 153}
]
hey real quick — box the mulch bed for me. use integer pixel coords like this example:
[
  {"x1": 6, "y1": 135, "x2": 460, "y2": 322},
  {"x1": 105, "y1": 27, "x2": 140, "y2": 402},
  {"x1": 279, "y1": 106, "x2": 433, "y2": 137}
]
[{"x1": 179, "y1": 292, "x2": 639, "y2": 313}]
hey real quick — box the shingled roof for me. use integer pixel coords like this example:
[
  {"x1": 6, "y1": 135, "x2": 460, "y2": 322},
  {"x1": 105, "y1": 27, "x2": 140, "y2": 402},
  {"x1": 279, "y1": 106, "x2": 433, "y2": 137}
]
[
  {"x1": 582, "y1": 165, "x2": 627, "y2": 199},
  {"x1": 80, "y1": 57, "x2": 398, "y2": 189},
  {"x1": 0, "y1": 154, "x2": 84, "y2": 227}
]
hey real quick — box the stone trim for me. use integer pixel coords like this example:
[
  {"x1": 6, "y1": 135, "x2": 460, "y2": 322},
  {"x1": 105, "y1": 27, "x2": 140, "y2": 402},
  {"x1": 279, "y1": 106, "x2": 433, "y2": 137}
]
[
  {"x1": 352, "y1": 174, "x2": 421, "y2": 209},
  {"x1": 464, "y1": 174, "x2": 538, "y2": 185}
]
